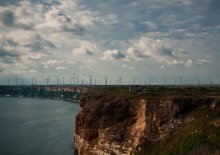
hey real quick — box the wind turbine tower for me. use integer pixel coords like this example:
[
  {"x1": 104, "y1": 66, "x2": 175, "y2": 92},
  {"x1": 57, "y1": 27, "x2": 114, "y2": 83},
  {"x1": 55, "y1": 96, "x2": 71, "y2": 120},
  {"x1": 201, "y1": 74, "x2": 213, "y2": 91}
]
[
  {"x1": 94, "y1": 78, "x2": 97, "y2": 85},
  {"x1": 72, "y1": 76, "x2": 75, "y2": 85},
  {"x1": 118, "y1": 76, "x2": 122, "y2": 85},
  {"x1": 81, "y1": 79, "x2": 84, "y2": 85},
  {"x1": 15, "y1": 76, "x2": 18, "y2": 85},
  {"x1": 56, "y1": 75, "x2": 59, "y2": 86},
  {"x1": 179, "y1": 76, "x2": 183, "y2": 86},
  {"x1": 162, "y1": 76, "x2": 167, "y2": 85},
  {"x1": 76, "y1": 77, "x2": 79, "y2": 86},
  {"x1": 104, "y1": 76, "x2": 108, "y2": 85},
  {"x1": 32, "y1": 77, "x2": 34, "y2": 86},
  {"x1": 47, "y1": 76, "x2": 50, "y2": 85},
  {"x1": 149, "y1": 75, "x2": 153, "y2": 85},
  {"x1": 208, "y1": 76, "x2": 213, "y2": 86},
  {"x1": 132, "y1": 75, "x2": 138, "y2": 85},
  {"x1": 194, "y1": 75, "x2": 200, "y2": 86},
  {"x1": 88, "y1": 74, "x2": 93, "y2": 86},
  {"x1": 34, "y1": 78, "x2": 37, "y2": 85}
]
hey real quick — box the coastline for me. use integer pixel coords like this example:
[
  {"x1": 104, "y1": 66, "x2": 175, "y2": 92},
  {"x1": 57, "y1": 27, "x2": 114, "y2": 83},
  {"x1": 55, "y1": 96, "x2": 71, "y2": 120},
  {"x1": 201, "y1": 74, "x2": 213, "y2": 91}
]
[{"x1": 0, "y1": 95, "x2": 80, "y2": 104}]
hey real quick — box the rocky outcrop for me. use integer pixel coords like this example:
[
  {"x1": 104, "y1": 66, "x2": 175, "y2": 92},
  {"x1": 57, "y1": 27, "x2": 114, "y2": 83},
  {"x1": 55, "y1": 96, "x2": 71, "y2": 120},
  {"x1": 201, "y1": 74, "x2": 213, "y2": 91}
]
[{"x1": 74, "y1": 89, "x2": 220, "y2": 155}]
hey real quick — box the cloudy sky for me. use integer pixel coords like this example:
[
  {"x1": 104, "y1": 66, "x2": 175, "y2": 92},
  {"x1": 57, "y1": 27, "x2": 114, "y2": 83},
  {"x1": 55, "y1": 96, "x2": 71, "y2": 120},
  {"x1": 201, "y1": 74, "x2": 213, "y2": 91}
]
[{"x1": 0, "y1": 0, "x2": 220, "y2": 85}]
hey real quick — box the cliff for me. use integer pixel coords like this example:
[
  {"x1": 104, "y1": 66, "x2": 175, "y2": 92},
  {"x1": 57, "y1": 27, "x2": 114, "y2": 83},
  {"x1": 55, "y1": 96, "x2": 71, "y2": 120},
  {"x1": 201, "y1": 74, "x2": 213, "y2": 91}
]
[{"x1": 74, "y1": 88, "x2": 220, "y2": 155}]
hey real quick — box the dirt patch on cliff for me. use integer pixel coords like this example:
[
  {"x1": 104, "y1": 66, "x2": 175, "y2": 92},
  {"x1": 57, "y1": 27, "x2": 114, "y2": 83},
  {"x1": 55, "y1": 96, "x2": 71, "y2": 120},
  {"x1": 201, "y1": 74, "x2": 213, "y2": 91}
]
[{"x1": 74, "y1": 87, "x2": 220, "y2": 155}]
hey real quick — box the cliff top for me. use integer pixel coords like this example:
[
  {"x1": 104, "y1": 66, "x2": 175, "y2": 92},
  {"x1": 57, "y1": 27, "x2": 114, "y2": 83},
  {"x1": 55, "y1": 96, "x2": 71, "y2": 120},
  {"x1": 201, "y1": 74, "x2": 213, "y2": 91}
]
[
  {"x1": 75, "y1": 86, "x2": 220, "y2": 155},
  {"x1": 84, "y1": 86, "x2": 220, "y2": 99}
]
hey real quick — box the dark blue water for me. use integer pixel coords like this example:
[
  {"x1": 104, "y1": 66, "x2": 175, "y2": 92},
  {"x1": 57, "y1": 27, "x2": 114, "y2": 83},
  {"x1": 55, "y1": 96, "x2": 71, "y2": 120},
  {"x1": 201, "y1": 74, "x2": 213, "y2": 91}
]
[{"x1": 0, "y1": 97, "x2": 80, "y2": 155}]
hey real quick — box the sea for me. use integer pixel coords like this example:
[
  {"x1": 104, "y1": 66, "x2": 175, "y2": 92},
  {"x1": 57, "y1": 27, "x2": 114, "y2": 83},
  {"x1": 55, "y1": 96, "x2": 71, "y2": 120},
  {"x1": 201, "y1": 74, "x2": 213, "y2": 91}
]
[{"x1": 0, "y1": 97, "x2": 80, "y2": 155}]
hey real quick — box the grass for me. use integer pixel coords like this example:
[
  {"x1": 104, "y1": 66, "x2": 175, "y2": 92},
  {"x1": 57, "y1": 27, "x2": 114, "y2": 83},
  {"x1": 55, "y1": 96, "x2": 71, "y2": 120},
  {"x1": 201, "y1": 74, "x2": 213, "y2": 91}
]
[
  {"x1": 134, "y1": 100, "x2": 220, "y2": 155},
  {"x1": 84, "y1": 87, "x2": 219, "y2": 155}
]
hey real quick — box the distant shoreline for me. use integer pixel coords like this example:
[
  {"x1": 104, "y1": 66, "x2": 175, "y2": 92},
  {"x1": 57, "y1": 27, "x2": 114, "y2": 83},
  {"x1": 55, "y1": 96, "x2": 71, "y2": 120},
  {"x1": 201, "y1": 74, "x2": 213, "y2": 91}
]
[{"x1": 0, "y1": 95, "x2": 80, "y2": 104}]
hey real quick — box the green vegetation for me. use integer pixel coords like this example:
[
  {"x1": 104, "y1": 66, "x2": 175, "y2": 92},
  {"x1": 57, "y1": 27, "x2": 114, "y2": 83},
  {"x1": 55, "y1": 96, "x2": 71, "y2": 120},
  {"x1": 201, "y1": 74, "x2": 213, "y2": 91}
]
[
  {"x1": 80, "y1": 86, "x2": 220, "y2": 155},
  {"x1": 134, "y1": 98, "x2": 220, "y2": 155},
  {"x1": 2, "y1": 86, "x2": 220, "y2": 154},
  {"x1": 0, "y1": 86, "x2": 82, "y2": 101},
  {"x1": 94, "y1": 86, "x2": 220, "y2": 100}
]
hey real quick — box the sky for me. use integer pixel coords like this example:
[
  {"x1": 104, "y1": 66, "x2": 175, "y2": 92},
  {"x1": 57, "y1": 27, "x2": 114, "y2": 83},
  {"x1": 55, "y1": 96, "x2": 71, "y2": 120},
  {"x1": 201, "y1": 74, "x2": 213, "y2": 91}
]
[{"x1": 0, "y1": 0, "x2": 220, "y2": 85}]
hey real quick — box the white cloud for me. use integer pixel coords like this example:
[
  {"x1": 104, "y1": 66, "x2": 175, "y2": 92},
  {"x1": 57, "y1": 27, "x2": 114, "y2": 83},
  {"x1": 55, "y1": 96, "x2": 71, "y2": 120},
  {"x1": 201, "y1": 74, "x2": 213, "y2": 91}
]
[
  {"x1": 122, "y1": 64, "x2": 134, "y2": 70},
  {"x1": 6, "y1": 30, "x2": 36, "y2": 45},
  {"x1": 153, "y1": 0, "x2": 192, "y2": 5},
  {"x1": 196, "y1": 59, "x2": 210, "y2": 65},
  {"x1": 56, "y1": 66, "x2": 66, "y2": 70},
  {"x1": 0, "y1": 0, "x2": 97, "y2": 74},
  {"x1": 101, "y1": 50, "x2": 125, "y2": 60},
  {"x1": 0, "y1": 0, "x2": 218, "y2": 84},
  {"x1": 73, "y1": 41, "x2": 97, "y2": 56},
  {"x1": 67, "y1": 60, "x2": 77, "y2": 64},
  {"x1": 143, "y1": 21, "x2": 157, "y2": 30},
  {"x1": 35, "y1": 1, "x2": 95, "y2": 33},
  {"x1": 58, "y1": 0, "x2": 78, "y2": 10},
  {"x1": 29, "y1": 69, "x2": 38, "y2": 73},
  {"x1": 79, "y1": 66, "x2": 85, "y2": 69},
  {"x1": 185, "y1": 59, "x2": 193, "y2": 67},
  {"x1": 42, "y1": 59, "x2": 63, "y2": 66},
  {"x1": 29, "y1": 53, "x2": 46, "y2": 60},
  {"x1": 35, "y1": 9, "x2": 64, "y2": 31},
  {"x1": 15, "y1": 1, "x2": 45, "y2": 26},
  {"x1": 97, "y1": 14, "x2": 118, "y2": 25},
  {"x1": 126, "y1": 36, "x2": 190, "y2": 66},
  {"x1": 171, "y1": 0, "x2": 192, "y2": 5}
]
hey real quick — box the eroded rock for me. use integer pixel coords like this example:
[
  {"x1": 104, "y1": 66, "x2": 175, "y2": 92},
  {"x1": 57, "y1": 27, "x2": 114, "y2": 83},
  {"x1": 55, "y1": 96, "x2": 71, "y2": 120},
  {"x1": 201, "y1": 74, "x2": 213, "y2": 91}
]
[{"x1": 74, "y1": 90, "x2": 217, "y2": 155}]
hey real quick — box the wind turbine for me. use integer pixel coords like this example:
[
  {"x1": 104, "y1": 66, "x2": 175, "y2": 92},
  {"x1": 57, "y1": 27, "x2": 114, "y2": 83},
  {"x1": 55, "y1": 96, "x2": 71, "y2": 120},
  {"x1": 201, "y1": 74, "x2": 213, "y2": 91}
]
[
  {"x1": 194, "y1": 75, "x2": 200, "y2": 86},
  {"x1": 132, "y1": 75, "x2": 138, "y2": 85},
  {"x1": 94, "y1": 78, "x2": 97, "y2": 85},
  {"x1": 72, "y1": 76, "x2": 75, "y2": 85},
  {"x1": 88, "y1": 74, "x2": 93, "y2": 85},
  {"x1": 104, "y1": 76, "x2": 108, "y2": 85},
  {"x1": 72, "y1": 75, "x2": 79, "y2": 86},
  {"x1": 118, "y1": 76, "x2": 122, "y2": 85},
  {"x1": 56, "y1": 75, "x2": 59, "y2": 86},
  {"x1": 62, "y1": 76, "x2": 65, "y2": 85},
  {"x1": 208, "y1": 76, "x2": 213, "y2": 86},
  {"x1": 34, "y1": 78, "x2": 37, "y2": 85},
  {"x1": 75, "y1": 77, "x2": 79, "y2": 86},
  {"x1": 149, "y1": 75, "x2": 153, "y2": 85},
  {"x1": 31, "y1": 77, "x2": 34, "y2": 86},
  {"x1": 185, "y1": 77, "x2": 190, "y2": 86},
  {"x1": 162, "y1": 76, "x2": 167, "y2": 85},
  {"x1": 81, "y1": 78, "x2": 84, "y2": 85},
  {"x1": 174, "y1": 78, "x2": 177, "y2": 86},
  {"x1": 70, "y1": 77, "x2": 73, "y2": 85},
  {"x1": 47, "y1": 76, "x2": 50, "y2": 85},
  {"x1": 179, "y1": 76, "x2": 183, "y2": 86},
  {"x1": 15, "y1": 76, "x2": 18, "y2": 85}
]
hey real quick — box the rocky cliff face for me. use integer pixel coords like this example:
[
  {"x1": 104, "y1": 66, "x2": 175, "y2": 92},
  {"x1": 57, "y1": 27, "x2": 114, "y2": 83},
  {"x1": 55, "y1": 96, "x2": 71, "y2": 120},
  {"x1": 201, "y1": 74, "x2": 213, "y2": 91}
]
[{"x1": 74, "y1": 88, "x2": 220, "y2": 155}]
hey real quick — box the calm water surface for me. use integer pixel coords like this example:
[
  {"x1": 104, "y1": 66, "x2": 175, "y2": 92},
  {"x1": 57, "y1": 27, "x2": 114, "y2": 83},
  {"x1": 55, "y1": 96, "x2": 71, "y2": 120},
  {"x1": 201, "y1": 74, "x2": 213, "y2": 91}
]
[{"x1": 0, "y1": 97, "x2": 80, "y2": 155}]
